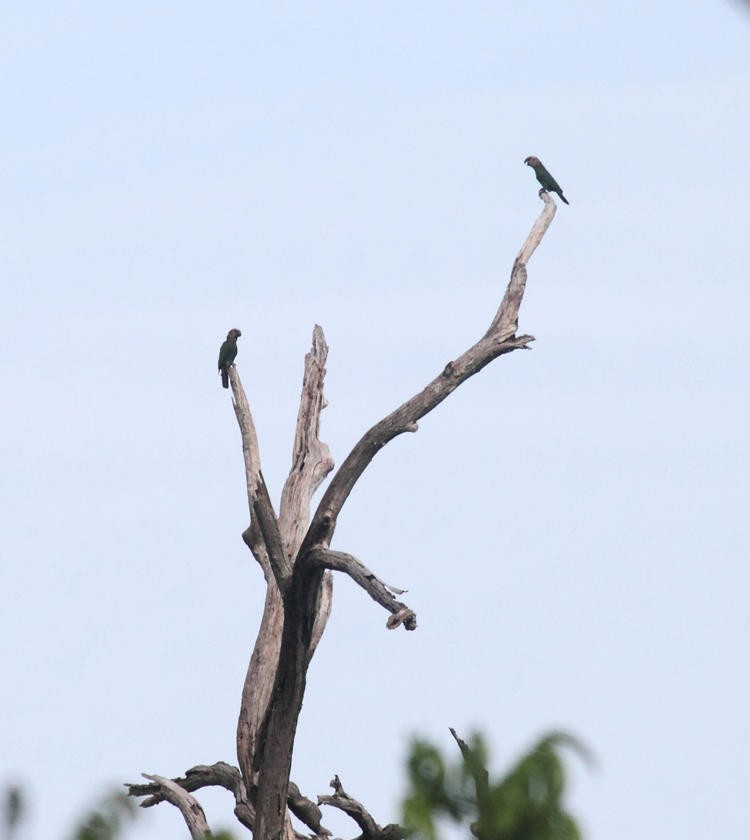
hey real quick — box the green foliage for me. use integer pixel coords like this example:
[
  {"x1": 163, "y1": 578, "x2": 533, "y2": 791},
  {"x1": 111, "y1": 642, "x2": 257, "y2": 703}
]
[
  {"x1": 402, "y1": 739, "x2": 468, "y2": 837},
  {"x1": 3, "y1": 784, "x2": 25, "y2": 840},
  {"x1": 401, "y1": 731, "x2": 590, "y2": 840},
  {"x1": 67, "y1": 791, "x2": 137, "y2": 840}
]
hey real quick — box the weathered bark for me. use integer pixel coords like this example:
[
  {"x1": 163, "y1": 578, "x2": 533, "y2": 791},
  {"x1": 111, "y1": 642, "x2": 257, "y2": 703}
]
[
  {"x1": 318, "y1": 776, "x2": 407, "y2": 840},
  {"x1": 127, "y1": 190, "x2": 559, "y2": 839},
  {"x1": 301, "y1": 193, "x2": 555, "y2": 556},
  {"x1": 139, "y1": 775, "x2": 211, "y2": 840},
  {"x1": 128, "y1": 762, "x2": 247, "y2": 809},
  {"x1": 307, "y1": 548, "x2": 416, "y2": 629},
  {"x1": 250, "y1": 194, "x2": 554, "y2": 840},
  {"x1": 234, "y1": 328, "x2": 334, "y2": 839},
  {"x1": 231, "y1": 375, "x2": 291, "y2": 587}
]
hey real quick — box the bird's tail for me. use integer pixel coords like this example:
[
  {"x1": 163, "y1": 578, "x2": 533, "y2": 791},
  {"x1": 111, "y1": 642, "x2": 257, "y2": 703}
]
[
  {"x1": 221, "y1": 368, "x2": 229, "y2": 388},
  {"x1": 560, "y1": 194, "x2": 570, "y2": 205}
]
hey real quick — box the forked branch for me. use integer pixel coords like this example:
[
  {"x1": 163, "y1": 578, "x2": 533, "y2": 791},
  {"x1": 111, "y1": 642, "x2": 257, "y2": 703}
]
[
  {"x1": 127, "y1": 190, "x2": 559, "y2": 840},
  {"x1": 300, "y1": 192, "x2": 556, "y2": 555},
  {"x1": 318, "y1": 776, "x2": 407, "y2": 840},
  {"x1": 253, "y1": 192, "x2": 557, "y2": 839},
  {"x1": 235, "y1": 328, "x2": 335, "y2": 800}
]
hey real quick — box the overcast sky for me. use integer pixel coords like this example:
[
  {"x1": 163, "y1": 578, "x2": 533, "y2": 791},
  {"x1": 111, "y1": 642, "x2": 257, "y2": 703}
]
[{"x1": 2, "y1": 2, "x2": 749, "y2": 838}]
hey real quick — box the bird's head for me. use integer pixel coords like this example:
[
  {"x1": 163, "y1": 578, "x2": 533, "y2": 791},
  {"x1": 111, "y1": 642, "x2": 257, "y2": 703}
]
[
  {"x1": 524, "y1": 156, "x2": 540, "y2": 168},
  {"x1": 228, "y1": 328, "x2": 242, "y2": 339}
]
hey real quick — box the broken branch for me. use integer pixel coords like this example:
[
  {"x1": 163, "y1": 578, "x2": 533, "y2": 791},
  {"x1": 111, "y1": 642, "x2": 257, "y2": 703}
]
[{"x1": 306, "y1": 548, "x2": 417, "y2": 630}]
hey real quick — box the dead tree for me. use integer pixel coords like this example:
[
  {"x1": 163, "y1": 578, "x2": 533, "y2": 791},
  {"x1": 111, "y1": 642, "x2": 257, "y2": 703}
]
[{"x1": 127, "y1": 192, "x2": 560, "y2": 839}]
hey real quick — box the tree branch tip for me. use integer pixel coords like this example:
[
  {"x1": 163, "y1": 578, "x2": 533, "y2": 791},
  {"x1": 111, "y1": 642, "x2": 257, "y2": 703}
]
[
  {"x1": 500, "y1": 334, "x2": 534, "y2": 350},
  {"x1": 386, "y1": 608, "x2": 417, "y2": 630},
  {"x1": 405, "y1": 421, "x2": 418, "y2": 433}
]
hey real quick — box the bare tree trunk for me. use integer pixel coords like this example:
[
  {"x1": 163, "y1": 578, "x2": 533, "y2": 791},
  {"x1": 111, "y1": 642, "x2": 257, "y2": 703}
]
[{"x1": 127, "y1": 191, "x2": 560, "y2": 838}]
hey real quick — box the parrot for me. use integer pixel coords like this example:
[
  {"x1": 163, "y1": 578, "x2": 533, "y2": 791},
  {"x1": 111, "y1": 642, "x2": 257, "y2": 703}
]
[
  {"x1": 524, "y1": 156, "x2": 569, "y2": 205},
  {"x1": 218, "y1": 328, "x2": 242, "y2": 388}
]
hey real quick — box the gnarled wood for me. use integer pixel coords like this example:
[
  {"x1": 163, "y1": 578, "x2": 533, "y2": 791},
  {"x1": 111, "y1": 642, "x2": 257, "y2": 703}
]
[
  {"x1": 279, "y1": 325, "x2": 335, "y2": 556},
  {"x1": 140, "y1": 774, "x2": 211, "y2": 840},
  {"x1": 299, "y1": 330, "x2": 534, "y2": 555},
  {"x1": 128, "y1": 190, "x2": 559, "y2": 840},
  {"x1": 278, "y1": 325, "x2": 335, "y2": 663},
  {"x1": 235, "y1": 327, "x2": 334, "y2": 825},
  {"x1": 307, "y1": 548, "x2": 416, "y2": 630},
  {"x1": 318, "y1": 776, "x2": 407, "y2": 840},
  {"x1": 252, "y1": 195, "x2": 552, "y2": 840},
  {"x1": 230, "y1": 368, "x2": 291, "y2": 587},
  {"x1": 488, "y1": 190, "x2": 556, "y2": 339}
]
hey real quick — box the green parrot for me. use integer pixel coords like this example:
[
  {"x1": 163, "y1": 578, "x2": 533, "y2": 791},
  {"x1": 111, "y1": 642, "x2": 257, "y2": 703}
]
[
  {"x1": 524, "y1": 156, "x2": 570, "y2": 205},
  {"x1": 218, "y1": 328, "x2": 242, "y2": 388}
]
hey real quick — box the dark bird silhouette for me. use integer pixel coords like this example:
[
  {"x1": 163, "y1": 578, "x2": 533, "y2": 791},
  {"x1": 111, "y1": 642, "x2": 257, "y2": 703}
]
[
  {"x1": 218, "y1": 328, "x2": 242, "y2": 388},
  {"x1": 524, "y1": 156, "x2": 569, "y2": 205}
]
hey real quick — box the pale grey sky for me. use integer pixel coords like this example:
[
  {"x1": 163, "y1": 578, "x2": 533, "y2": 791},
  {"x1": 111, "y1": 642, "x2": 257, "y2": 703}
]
[{"x1": 2, "y1": 2, "x2": 749, "y2": 838}]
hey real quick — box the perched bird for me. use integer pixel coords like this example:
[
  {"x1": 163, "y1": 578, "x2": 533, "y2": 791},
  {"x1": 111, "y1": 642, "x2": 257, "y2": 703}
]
[
  {"x1": 524, "y1": 156, "x2": 569, "y2": 205},
  {"x1": 218, "y1": 328, "x2": 242, "y2": 388}
]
